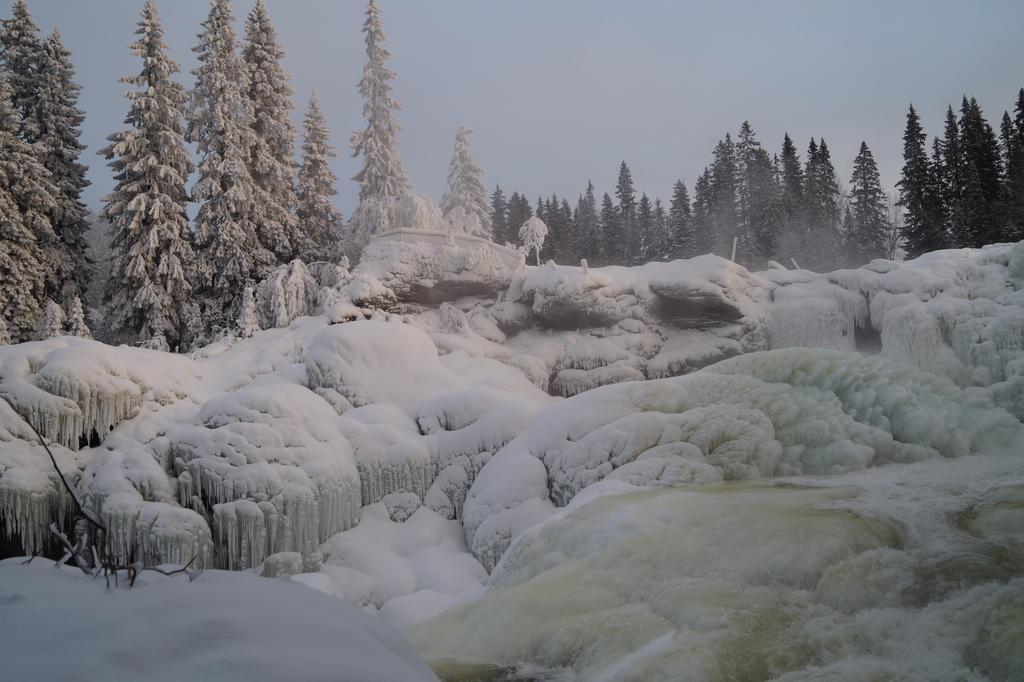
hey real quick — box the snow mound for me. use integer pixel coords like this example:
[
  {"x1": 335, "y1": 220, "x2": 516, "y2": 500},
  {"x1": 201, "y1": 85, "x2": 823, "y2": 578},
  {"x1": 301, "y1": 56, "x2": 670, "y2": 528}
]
[{"x1": 0, "y1": 560, "x2": 437, "y2": 682}]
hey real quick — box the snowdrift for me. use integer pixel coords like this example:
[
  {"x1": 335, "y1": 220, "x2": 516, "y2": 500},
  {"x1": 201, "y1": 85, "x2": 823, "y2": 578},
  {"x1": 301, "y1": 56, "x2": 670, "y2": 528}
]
[{"x1": 0, "y1": 559, "x2": 437, "y2": 682}]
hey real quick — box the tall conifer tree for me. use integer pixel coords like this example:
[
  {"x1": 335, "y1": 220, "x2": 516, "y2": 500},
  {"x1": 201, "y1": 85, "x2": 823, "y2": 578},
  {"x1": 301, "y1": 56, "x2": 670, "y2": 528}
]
[
  {"x1": 898, "y1": 105, "x2": 947, "y2": 257},
  {"x1": 243, "y1": 0, "x2": 299, "y2": 262},
  {"x1": 102, "y1": 0, "x2": 195, "y2": 349},
  {"x1": 668, "y1": 179, "x2": 694, "y2": 259},
  {"x1": 440, "y1": 126, "x2": 490, "y2": 237},
  {"x1": 296, "y1": 92, "x2": 342, "y2": 262},
  {"x1": 32, "y1": 30, "x2": 90, "y2": 301},
  {"x1": 0, "y1": 70, "x2": 58, "y2": 340},
  {"x1": 844, "y1": 141, "x2": 889, "y2": 265},
  {"x1": 189, "y1": 0, "x2": 273, "y2": 329}
]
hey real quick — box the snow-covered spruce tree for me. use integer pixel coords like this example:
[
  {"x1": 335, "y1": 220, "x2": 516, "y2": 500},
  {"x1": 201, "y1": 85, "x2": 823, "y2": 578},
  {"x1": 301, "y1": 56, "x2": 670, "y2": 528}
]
[
  {"x1": 489, "y1": 185, "x2": 508, "y2": 245},
  {"x1": 573, "y1": 181, "x2": 599, "y2": 262},
  {"x1": 28, "y1": 30, "x2": 91, "y2": 302},
  {"x1": 668, "y1": 179, "x2": 694, "y2": 259},
  {"x1": 898, "y1": 104, "x2": 947, "y2": 258},
  {"x1": 254, "y1": 259, "x2": 316, "y2": 329},
  {"x1": 505, "y1": 192, "x2": 531, "y2": 248},
  {"x1": 519, "y1": 216, "x2": 547, "y2": 267},
  {"x1": 440, "y1": 126, "x2": 490, "y2": 238},
  {"x1": 65, "y1": 294, "x2": 90, "y2": 338},
  {"x1": 0, "y1": 0, "x2": 42, "y2": 136},
  {"x1": 236, "y1": 285, "x2": 259, "y2": 337},
  {"x1": 102, "y1": 0, "x2": 194, "y2": 350},
  {"x1": 607, "y1": 162, "x2": 633, "y2": 264},
  {"x1": 844, "y1": 141, "x2": 889, "y2": 266},
  {"x1": 346, "y1": 0, "x2": 409, "y2": 258},
  {"x1": 636, "y1": 193, "x2": 655, "y2": 263},
  {"x1": 1004, "y1": 89, "x2": 1024, "y2": 239},
  {"x1": 189, "y1": 0, "x2": 274, "y2": 332},
  {"x1": 956, "y1": 97, "x2": 1003, "y2": 247},
  {"x1": 0, "y1": 314, "x2": 9, "y2": 345},
  {"x1": 0, "y1": 70, "x2": 58, "y2": 341},
  {"x1": 35, "y1": 299, "x2": 64, "y2": 339},
  {"x1": 296, "y1": 92, "x2": 342, "y2": 262},
  {"x1": 243, "y1": 0, "x2": 299, "y2": 262},
  {"x1": 736, "y1": 121, "x2": 780, "y2": 263}
]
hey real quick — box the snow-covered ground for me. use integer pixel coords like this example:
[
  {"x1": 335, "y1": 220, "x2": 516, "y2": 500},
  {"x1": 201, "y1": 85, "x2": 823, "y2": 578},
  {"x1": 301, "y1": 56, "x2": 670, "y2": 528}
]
[
  {"x1": 3, "y1": 240, "x2": 1024, "y2": 680},
  {"x1": 0, "y1": 559, "x2": 437, "y2": 682}
]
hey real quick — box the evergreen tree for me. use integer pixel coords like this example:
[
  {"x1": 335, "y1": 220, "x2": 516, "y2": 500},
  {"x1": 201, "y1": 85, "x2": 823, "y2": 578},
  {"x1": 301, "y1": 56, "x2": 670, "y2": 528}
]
[
  {"x1": 800, "y1": 138, "x2": 842, "y2": 269},
  {"x1": 296, "y1": 92, "x2": 342, "y2": 262},
  {"x1": 519, "y1": 216, "x2": 547, "y2": 266},
  {"x1": 736, "y1": 121, "x2": 780, "y2": 262},
  {"x1": 599, "y1": 192, "x2": 618, "y2": 265},
  {"x1": 614, "y1": 161, "x2": 636, "y2": 264},
  {"x1": 0, "y1": 70, "x2": 58, "y2": 341},
  {"x1": 938, "y1": 105, "x2": 965, "y2": 243},
  {"x1": 102, "y1": 0, "x2": 195, "y2": 349},
  {"x1": 635, "y1": 193, "x2": 655, "y2": 263},
  {"x1": 0, "y1": 0, "x2": 42, "y2": 137},
  {"x1": 691, "y1": 168, "x2": 713, "y2": 256},
  {"x1": 898, "y1": 104, "x2": 947, "y2": 257},
  {"x1": 347, "y1": 0, "x2": 409, "y2": 255},
  {"x1": 440, "y1": 126, "x2": 490, "y2": 237},
  {"x1": 1003, "y1": 89, "x2": 1024, "y2": 239},
  {"x1": 189, "y1": 0, "x2": 274, "y2": 330},
  {"x1": 844, "y1": 141, "x2": 889, "y2": 265},
  {"x1": 489, "y1": 185, "x2": 508, "y2": 244},
  {"x1": 779, "y1": 133, "x2": 803, "y2": 226},
  {"x1": 505, "y1": 191, "x2": 532, "y2": 247},
  {"x1": 243, "y1": 0, "x2": 299, "y2": 262},
  {"x1": 557, "y1": 197, "x2": 574, "y2": 263},
  {"x1": 28, "y1": 30, "x2": 90, "y2": 302},
  {"x1": 35, "y1": 299, "x2": 64, "y2": 339},
  {"x1": 668, "y1": 179, "x2": 694, "y2": 259},
  {"x1": 956, "y1": 97, "x2": 1004, "y2": 246},
  {"x1": 709, "y1": 135, "x2": 740, "y2": 259},
  {"x1": 0, "y1": 314, "x2": 9, "y2": 345},
  {"x1": 236, "y1": 285, "x2": 259, "y2": 338},
  {"x1": 652, "y1": 197, "x2": 669, "y2": 261},
  {"x1": 65, "y1": 295, "x2": 90, "y2": 338},
  {"x1": 573, "y1": 181, "x2": 599, "y2": 262}
]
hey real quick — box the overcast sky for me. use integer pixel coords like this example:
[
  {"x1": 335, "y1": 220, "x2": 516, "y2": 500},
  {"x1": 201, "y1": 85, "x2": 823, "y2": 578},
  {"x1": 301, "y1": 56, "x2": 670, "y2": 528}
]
[{"x1": 21, "y1": 0, "x2": 1024, "y2": 216}]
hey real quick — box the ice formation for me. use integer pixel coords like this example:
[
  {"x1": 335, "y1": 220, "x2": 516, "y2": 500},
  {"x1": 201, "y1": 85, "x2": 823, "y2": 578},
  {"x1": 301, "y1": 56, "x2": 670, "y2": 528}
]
[{"x1": 462, "y1": 347, "x2": 1023, "y2": 571}]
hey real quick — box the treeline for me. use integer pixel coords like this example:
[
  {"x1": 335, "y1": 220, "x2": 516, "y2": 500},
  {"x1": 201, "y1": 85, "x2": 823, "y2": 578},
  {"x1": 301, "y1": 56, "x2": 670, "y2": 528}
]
[
  {"x1": 898, "y1": 92, "x2": 1024, "y2": 257},
  {"x1": 0, "y1": 0, "x2": 344, "y2": 348},
  {"x1": 490, "y1": 122, "x2": 894, "y2": 272}
]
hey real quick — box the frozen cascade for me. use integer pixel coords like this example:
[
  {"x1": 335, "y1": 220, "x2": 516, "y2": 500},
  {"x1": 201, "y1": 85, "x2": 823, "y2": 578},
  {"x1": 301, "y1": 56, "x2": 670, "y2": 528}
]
[
  {"x1": 413, "y1": 468, "x2": 1024, "y2": 680},
  {"x1": 462, "y1": 347, "x2": 1023, "y2": 572}
]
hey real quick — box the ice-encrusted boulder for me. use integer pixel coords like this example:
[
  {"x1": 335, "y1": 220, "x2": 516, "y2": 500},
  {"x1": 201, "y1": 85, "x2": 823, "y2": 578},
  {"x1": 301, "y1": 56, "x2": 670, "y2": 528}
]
[
  {"x1": 168, "y1": 381, "x2": 362, "y2": 569},
  {"x1": 349, "y1": 231, "x2": 521, "y2": 306},
  {"x1": 462, "y1": 347, "x2": 1024, "y2": 570},
  {"x1": 0, "y1": 339, "x2": 192, "y2": 451},
  {"x1": 510, "y1": 255, "x2": 770, "y2": 331}
]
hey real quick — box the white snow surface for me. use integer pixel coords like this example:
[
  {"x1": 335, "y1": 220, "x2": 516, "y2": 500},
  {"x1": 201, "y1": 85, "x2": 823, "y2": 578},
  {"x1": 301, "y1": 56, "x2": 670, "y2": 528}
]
[{"x1": 0, "y1": 559, "x2": 437, "y2": 682}]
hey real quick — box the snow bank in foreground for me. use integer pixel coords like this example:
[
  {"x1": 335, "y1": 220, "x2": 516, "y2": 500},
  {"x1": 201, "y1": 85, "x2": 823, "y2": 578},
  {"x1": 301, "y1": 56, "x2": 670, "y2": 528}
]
[{"x1": 0, "y1": 559, "x2": 437, "y2": 682}]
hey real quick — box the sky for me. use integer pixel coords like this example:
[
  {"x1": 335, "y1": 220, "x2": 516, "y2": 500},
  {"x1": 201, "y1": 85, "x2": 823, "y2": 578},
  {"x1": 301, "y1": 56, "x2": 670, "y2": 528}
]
[{"x1": 20, "y1": 0, "x2": 1024, "y2": 217}]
